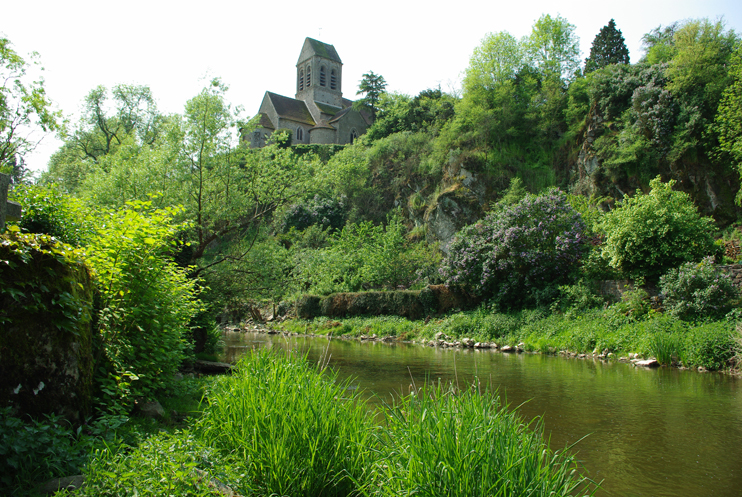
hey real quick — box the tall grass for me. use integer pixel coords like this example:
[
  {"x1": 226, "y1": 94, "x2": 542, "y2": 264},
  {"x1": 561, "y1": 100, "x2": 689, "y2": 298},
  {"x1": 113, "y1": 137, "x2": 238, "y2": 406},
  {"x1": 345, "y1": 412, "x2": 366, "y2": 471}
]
[
  {"x1": 196, "y1": 350, "x2": 374, "y2": 497},
  {"x1": 361, "y1": 381, "x2": 597, "y2": 497}
]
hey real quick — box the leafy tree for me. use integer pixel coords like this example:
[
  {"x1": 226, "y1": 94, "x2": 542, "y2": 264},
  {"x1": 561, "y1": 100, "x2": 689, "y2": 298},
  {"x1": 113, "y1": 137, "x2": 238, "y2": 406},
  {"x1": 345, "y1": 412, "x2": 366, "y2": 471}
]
[
  {"x1": 43, "y1": 84, "x2": 162, "y2": 193},
  {"x1": 715, "y1": 45, "x2": 742, "y2": 203},
  {"x1": 354, "y1": 71, "x2": 387, "y2": 117},
  {"x1": 464, "y1": 31, "x2": 524, "y2": 93},
  {"x1": 584, "y1": 19, "x2": 630, "y2": 74},
  {"x1": 599, "y1": 177, "x2": 717, "y2": 280},
  {"x1": 525, "y1": 14, "x2": 581, "y2": 82},
  {"x1": 0, "y1": 37, "x2": 62, "y2": 183},
  {"x1": 641, "y1": 23, "x2": 679, "y2": 64}
]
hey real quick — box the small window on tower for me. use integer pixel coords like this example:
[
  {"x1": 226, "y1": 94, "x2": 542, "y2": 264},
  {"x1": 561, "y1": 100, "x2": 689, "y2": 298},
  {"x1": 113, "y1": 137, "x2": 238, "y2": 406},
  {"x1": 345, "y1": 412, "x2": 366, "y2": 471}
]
[
  {"x1": 330, "y1": 69, "x2": 337, "y2": 90},
  {"x1": 299, "y1": 69, "x2": 304, "y2": 91},
  {"x1": 306, "y1": 65, "x2": 311, "y2": 87},
  {"x1": 320, "y1": 66, "x2": 326, "y2": 87}
]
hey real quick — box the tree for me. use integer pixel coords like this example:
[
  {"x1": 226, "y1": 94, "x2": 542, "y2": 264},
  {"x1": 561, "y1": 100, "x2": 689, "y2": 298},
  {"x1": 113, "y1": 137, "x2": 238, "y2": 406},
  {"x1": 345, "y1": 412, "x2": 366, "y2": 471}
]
[
  {"x1": 584, "y1": 19, "x2": 630, "y2": 74},
  {"x1": 43, "y1": 84, "x2": 162, "y2": 193},
  {"x1": 640, "y1": 23, "x2": 679, "y2": 64},
  {"x1": 464, "y1": 31, "x2": 524, "y2": 93},
  {"x1": 354, "y1": 71, "x2": 387, "y2": 117},
  {"x1": 715, "y1": 45, "x2": 742, "y2": 203},
  {"x1": 0, "y1": 37, "x2": 62, "y2": 183},
  {"x1": 525, "y1": 14, "x2": 581, "y2": 82}
]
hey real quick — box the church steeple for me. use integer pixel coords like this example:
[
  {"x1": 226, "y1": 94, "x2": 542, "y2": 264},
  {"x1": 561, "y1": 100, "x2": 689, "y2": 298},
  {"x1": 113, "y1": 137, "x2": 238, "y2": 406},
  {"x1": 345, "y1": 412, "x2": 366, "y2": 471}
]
[{"x1": 296, "y1": 38, "x2": 343, "y2": 108}]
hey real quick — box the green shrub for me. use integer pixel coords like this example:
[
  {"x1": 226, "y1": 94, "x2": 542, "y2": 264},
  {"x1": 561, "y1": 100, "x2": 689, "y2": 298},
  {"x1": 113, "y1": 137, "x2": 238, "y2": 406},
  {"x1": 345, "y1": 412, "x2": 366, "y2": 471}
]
[
  {"x1": 77, "y1": 431, "x2": 227, "y2": 497},
  {"x1": 364, "y1": 383, "x2": 596, "y2": 496},
  {"x1": 0, "y1": 408, "x2": 126, "y2": 495},
  {"x1": 86, "y1": 201, "x2": 200, "y2": 410},
  {"x1": 659, "y1": 257, "x2": 739, "y2": 321},
  {"x1": 8, "y1": 184, "x2": 96, "y2": 246},
  {"x1": 682, "y1": 321, "x2": 736, "y2": 370},
  {"x1": 599, "y1": 177, "x2": 716, "y2": 281},
  {"x1": 196, "y1": 351, "x2": 374, "y2": 497}
]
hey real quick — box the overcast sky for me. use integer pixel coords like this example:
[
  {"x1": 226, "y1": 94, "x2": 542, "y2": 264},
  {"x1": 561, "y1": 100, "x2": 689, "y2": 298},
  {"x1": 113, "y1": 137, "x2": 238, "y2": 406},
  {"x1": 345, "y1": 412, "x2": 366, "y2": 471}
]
[{"x1": 3, "y1": 0, "x2": 741, "y2": 174}]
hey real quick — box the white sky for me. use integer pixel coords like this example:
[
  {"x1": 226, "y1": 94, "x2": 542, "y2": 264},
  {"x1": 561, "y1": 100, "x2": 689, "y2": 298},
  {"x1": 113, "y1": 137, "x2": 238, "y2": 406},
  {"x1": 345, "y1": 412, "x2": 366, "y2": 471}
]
[{"x1": 3, "y1": 0, "x2": 741, "y2": 174}]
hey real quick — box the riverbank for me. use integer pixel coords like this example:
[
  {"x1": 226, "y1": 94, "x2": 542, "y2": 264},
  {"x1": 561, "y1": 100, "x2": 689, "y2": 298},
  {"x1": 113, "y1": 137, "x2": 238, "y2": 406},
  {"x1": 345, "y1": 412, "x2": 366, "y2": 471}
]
[
  {"x1": 17, "y1": 352, "x2": 596, "y2": 497},
  {"x1": 269, "y1": 306, "x2": 740, "y2": 372}
]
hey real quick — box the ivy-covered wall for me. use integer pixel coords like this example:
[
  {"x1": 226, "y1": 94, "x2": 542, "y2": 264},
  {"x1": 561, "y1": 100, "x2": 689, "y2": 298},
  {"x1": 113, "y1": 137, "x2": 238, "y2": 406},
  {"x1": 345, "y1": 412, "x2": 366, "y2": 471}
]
[{"x1": 0, "y1": 231, "x2": 94, "y2": 422}]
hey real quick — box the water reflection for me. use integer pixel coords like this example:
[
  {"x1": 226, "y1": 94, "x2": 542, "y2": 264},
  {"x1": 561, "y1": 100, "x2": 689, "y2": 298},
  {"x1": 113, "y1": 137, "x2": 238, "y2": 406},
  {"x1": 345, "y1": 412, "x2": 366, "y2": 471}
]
[{"x1": 221, "y1": 332, "x2": 742, "y2": 497}]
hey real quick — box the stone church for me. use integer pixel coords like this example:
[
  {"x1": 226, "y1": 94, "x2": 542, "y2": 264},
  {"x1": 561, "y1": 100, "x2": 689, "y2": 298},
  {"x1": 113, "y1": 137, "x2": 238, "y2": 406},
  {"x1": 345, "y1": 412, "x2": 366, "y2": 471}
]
[{"x1": 249, "y1": 38, "x2": 372, "y2": 147}]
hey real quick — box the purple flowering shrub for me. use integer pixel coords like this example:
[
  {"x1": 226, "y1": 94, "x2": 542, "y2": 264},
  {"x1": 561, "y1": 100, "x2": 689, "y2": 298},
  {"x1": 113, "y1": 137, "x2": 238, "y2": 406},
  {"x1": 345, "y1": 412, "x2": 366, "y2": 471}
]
[
  {"x1": 441, "y1": 188, "x2": 588, "y2": 308},
  {"x1": 659, "y1": 257, "x2": 739, "y2": 321}
]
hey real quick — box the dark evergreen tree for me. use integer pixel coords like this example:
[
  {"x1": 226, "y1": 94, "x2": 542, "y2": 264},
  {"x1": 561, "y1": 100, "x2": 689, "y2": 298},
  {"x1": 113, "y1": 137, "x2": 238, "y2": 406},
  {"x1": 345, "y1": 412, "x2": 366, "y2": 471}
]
[{"x1": 584, "y1": 19, "x2": 630, "y2": 73}]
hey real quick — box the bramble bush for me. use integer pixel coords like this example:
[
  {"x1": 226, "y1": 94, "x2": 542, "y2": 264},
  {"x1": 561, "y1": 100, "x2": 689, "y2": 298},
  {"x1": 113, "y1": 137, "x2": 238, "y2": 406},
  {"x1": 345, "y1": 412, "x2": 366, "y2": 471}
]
[
  {"x1": 441, "y1": 188, "x2": 587, "y2": 309},
  {"x1": 599, "y1": 177, "x2": 717, "y2": 281},
  {"x1": 659, "y1": 257, "x2": 739, "y2": 321}
]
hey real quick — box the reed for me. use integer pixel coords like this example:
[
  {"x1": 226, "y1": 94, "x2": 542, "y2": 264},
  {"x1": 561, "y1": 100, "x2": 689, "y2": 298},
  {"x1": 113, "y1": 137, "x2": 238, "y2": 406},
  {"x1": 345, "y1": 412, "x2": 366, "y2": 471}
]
[
  {"x1": 196, "y1": 350, "x2": 374, "y2": 497},
  {"x1": 360, "y1": 381, "x2": 597, "y2": 497}
]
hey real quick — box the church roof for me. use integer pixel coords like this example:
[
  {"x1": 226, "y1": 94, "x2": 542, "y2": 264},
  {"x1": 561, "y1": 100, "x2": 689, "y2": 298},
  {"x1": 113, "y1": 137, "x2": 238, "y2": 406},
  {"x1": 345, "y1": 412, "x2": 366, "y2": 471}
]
[
  {"x1": 298, "y1": 38, "x2": 342, "y2": 64},
  {"x1": 315, "y1": 101, "x2": 343, "y2": 116},
  {"x1": 265, "y1": 92, "x2": 315, "y2": 126},
  {"x1": 257, "y1": 112, "x2": 275, "y2": 130}
]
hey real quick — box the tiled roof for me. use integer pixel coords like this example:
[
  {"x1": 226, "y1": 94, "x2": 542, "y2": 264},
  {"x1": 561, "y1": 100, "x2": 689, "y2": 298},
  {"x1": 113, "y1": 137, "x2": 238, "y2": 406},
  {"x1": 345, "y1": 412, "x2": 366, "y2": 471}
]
[
  {"x1": 315, "y1": 101, "x2": 342, "y2": 116},
  {"x1": 266, "y1": 92, "x2": 315, "y2": 126},
  {"x1": 306, "y1": 38, "x2": 341, "y2": 63},
  {"x1": 258, "y1": 112, "x2": 275, "y2": 129}
]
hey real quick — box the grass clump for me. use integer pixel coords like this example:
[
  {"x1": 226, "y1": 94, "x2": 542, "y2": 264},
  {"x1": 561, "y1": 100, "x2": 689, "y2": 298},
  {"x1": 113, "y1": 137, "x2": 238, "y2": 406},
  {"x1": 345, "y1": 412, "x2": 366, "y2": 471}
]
[
  {"x1": 195, "y1": 351, "x2": 375, "y2": 497},
  {"x1": 363, "y1": 382, "x2": 597, "y2": 496}
]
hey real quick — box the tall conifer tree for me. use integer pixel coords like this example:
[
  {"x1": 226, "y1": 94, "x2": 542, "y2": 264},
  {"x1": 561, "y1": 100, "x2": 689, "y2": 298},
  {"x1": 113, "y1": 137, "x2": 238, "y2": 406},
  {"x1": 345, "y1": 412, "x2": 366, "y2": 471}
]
[{"x1": 584, "y1": 19, "x2": 630, "y2": 73}]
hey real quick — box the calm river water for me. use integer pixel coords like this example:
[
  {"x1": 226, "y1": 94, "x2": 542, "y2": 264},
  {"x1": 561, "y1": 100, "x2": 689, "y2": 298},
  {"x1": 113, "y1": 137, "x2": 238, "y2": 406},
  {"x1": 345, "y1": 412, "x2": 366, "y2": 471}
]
[{"x1": 221, "y1": 331, "x2": 742, "y2": 497}]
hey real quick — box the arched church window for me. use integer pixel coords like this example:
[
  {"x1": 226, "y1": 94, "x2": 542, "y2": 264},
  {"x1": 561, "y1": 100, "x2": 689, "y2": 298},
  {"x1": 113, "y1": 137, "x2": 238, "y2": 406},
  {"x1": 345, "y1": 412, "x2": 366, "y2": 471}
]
[
  {"x1": 350, "y1": 129, "x2": 358, "y2": 144},
  {"x1": 296, "y1": 127, "x2": 304, "y2": 142},
  {"x1": 306, "y1": 65, "x2": 311, "y2": 87},
  {"x1": 330, "y1": 69, "x2": 337, "y2": 90},
  {"x1": 298, "y1": 69, "x2": 304, "y2": 91},
  {"x1": 320, "y1": 66, "x2": 326, "y2": 87}
]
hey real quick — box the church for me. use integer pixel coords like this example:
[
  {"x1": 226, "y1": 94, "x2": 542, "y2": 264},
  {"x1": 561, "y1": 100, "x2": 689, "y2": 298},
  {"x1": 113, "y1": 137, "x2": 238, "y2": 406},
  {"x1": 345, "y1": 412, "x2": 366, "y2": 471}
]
[{"x1": 249, "y1": 38, "x2": 372, "y2": 147}]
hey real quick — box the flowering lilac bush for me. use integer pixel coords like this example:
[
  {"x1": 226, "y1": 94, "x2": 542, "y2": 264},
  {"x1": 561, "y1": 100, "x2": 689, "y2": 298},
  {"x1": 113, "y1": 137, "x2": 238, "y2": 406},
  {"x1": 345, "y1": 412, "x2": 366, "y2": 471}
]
[
  {"x1": 441, "y1": 188, "x2": 588, "y2": 309},
  {"x1": 659, "y1": 257, "x2": 739, "y2": 321}
]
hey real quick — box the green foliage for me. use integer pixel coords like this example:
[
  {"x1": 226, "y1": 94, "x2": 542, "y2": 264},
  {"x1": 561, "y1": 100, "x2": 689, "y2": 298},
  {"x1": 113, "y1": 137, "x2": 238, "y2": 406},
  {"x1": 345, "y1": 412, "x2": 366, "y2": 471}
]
[
  {"x1": 715, "y1": 44, "x2": 742, "y2": 203},
  {"x1": 294, "y1": 212, "x2": 440, "y2": 294},
  {"x1": 85, "y1": 201, "x2": 200, "y2": 408},
  {"x1": 196, "y1": 351, "x2": 374, "y2": 497},
  {"x1": 599, "y1": 177, "x2": 716, "y2": 280},
  {"x1": 366, "y1": 88, "x2": 456, "y2": 141},
  {"x1": 659, "y1": 257, "x2": 739, "y2": 321},
  {"x1": 0, "y1": 408, "x2": 127, "y2": 495},
  {"x1": 0, "y1": 36, "x2": 62, "y2": 183},
  {"x1": 681, "y1": 320, "x2": 736, "y2": 370},
  {"x1": 364, "y1": 382, "x2": 596, "y2": 497},
  {"x1": 442, "y1": 188, "x2": 587, "y2": 309},
  {"x1": 354, "y1": 71, "x2": 387, "y2": 117},
  {"x1": 77, "y1": 431, "x2": 228, "y2": 497},
  {"x1": 8, "y1": 184, "x2": 96, "y2": 246},
  {"x1": 584, "y1": 19, "x2": 630, "y2": 73},
  {"x1": 0, "y1": 230, "x2": 90, "y2": 336},
  {"x1": 526, "y1": 13, "x2": 581, "y2": 82}
]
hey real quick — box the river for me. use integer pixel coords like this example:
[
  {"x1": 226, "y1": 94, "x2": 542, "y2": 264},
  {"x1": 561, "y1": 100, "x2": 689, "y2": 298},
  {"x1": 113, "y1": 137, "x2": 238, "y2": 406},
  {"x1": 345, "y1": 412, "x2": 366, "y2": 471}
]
[{"x1": 221, "y1": 331, "x2": 742, "y2": 497}]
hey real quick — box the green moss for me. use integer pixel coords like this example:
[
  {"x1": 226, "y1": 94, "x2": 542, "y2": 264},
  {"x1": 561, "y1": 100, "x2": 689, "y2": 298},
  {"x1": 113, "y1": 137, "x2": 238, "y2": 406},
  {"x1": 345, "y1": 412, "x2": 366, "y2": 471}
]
[{"x1": 0, "y1": 232, "x2": 94, "y2": 421}]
